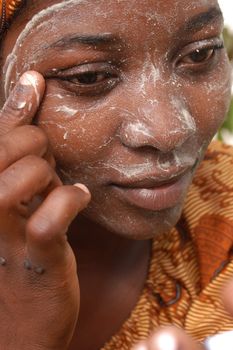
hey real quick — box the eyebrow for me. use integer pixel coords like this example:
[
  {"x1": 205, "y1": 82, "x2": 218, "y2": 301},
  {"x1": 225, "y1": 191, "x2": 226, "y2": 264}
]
[
  {"x1": 45, "y1": 7, "x2": 223, "y2": 51},
  {"x1": 181, "y1": 7, "x2": 223, "y2": 34},
  {"x1": 49, "y1": 33, "x2": 119, "y2": 49}
]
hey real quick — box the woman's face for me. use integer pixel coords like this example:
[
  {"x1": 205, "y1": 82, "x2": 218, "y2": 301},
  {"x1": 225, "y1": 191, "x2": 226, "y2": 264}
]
[{"x1": 1, "y1": 0, "x2": 231, "y2": 239}]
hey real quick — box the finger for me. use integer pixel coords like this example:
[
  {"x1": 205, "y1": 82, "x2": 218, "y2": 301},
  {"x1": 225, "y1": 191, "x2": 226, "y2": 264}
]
[
  {"x1": 26, "y1": 184, "x2": 91, "y2": 267},
  {"x1": 0, "y1": 71, "x2": 45, "y2": 136},
  {"x1": 133, "y1": 327, "x2": 204, "y2": 350},
  {"x1": 0, "y1": 125, "x2": 50, "y2": 172},
  {"x1": 0, "y1": 155, "x2": 61, "y2": 213}
]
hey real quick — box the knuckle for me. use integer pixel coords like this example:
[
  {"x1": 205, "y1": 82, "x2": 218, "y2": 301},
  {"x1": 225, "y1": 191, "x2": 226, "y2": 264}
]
[
  {"x1": 25, "y1": 125, "x2": 48, "y2": 144},
  {"x1": 27, "y1": 215, "x2": 53, "y2": 242},
  {"x1": 25, "y1": 154, "x2": 51, "y2": 173},
  {"x1": 22, "y1": 155, "x2": 55, "y2": 187},
  {"x1": 19, "y1": 125, "x2": 49, "y2": 151},
  {"x1": 54, "y1": 186, "x2": 86, "y2": 208},
  {"x1": 6, "y1": 85, "x2": 28, "y2": 111}
]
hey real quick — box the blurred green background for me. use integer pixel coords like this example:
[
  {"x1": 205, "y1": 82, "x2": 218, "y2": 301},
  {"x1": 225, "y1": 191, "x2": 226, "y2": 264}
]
[{"x1": 219, "y1": 28, "x2": 233, "y2": 140}]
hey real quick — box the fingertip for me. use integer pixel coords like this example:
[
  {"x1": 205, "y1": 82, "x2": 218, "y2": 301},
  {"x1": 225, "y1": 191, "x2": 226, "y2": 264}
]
[
  {"x1": 20, "y1": 71, "x2": 45, "y2": 88},
  {"x1": 74, "y1": 183, "x2": 91, "y2": 201},
  {"x1": 19, "y1": 71, "x2": 45, "y2": 105}
]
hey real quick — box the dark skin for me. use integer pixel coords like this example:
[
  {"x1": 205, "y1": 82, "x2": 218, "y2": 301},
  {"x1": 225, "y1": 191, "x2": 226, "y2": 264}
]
[{"x1": 0, "y1": 0, "x2": 232, "y2": 349}]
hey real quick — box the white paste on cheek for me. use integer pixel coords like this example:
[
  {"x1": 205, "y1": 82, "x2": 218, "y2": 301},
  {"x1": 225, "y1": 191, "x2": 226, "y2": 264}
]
[
  {"x1": 54, "y1": 105, "x2": 78, "y2": 117},
  {"x1": 171, "y1": 97, "x2": 197, "y2": 133}
]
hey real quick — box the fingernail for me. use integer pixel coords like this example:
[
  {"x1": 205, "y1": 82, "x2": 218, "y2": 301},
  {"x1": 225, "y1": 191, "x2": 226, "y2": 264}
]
[
  {"x1": 74, "y1": 183, "x2": 91, "y2": 196},
  {"x1": 19, "y1": 72, "x2": 38, "y2": 86},
  {"x1": 155, "y1": 332, "x2": 177, "y2": 350},
  {"x1": 19, "y1": 72, "x2": 41, "y2": 106}
]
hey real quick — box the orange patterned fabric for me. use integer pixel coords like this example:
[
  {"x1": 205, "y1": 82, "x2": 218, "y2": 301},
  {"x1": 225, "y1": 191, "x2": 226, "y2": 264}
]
[
  {"x1": 103, "y1": 141, "x2": 233, "y2": 349},
  {"x1": 0, "y1": 0, "x2": 23, "y2": 33}
]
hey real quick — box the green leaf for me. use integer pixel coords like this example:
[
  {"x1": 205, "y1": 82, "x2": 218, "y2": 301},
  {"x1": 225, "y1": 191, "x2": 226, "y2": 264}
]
[{"x1": 222, "y1": 99, "x2": 233, "y2": 132}]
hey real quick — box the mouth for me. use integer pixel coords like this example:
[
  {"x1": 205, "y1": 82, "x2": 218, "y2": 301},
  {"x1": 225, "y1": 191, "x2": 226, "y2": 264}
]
[{"x1": 110, "y1": 168, "x2": 194, "y2": 211}]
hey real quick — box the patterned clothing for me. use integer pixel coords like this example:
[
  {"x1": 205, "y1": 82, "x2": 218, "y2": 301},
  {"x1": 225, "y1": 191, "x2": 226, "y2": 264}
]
[
  {"x1": 103, "y1": 141, "x2": 233, "y2": 349},
  {"x1": 0, "y1": 0, "x2": 23, "y2": 34}
]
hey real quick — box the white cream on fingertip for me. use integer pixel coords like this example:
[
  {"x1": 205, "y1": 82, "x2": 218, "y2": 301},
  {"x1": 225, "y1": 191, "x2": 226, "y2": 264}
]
[{"x1": 19, "y1": 73, "x2": 41, "y2": 106}]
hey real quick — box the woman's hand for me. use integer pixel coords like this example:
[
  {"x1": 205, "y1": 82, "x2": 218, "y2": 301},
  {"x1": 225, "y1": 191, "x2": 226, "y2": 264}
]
[
  {"x1": 133, "y1": 279, "x2": 233, "y2": 350},
  {"x1": 0, "y1": 71, "x2": 90, "y2": 350}
]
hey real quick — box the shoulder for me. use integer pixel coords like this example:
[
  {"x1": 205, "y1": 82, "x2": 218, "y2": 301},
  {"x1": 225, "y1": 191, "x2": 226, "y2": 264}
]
[
  {"x1": 204, "y1": 140, "x2": 233, "y2": 163},
  {"x1": 184, "y1": 140, "x2": 233, "y2": 232},
  {"x1": 190, "y1": 140, "x2": 233, "y2": 200}
]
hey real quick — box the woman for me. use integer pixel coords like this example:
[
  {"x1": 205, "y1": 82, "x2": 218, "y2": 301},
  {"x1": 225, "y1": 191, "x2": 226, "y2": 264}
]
[{"x1": 0, "y1": 0, "x2": 232, "y2": 349}]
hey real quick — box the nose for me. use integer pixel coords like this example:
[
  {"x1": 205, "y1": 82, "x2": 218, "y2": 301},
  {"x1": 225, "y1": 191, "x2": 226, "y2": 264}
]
[{"x1": 118, "y1": 85, "x2": 196, "y2": 153}]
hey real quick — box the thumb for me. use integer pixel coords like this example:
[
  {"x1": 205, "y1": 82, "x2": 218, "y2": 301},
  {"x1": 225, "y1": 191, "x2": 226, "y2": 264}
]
[{"x1": 0, "y1": 71, "x2": 45, "y2": 136}]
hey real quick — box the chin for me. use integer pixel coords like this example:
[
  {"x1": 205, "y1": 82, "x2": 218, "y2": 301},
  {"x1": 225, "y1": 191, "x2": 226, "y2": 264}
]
[{"x1": 83, "y1": 201, "x2": 184, "y2": 240}]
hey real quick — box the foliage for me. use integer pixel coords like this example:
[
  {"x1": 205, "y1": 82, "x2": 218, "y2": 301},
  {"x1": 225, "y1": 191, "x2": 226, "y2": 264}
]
[{"x1": 219, "y1": 28, "x2": 233, "y2": 136}]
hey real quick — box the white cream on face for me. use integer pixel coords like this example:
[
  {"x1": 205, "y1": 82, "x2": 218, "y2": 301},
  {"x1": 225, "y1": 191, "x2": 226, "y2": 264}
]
[
  {"x1": 54, "y1": 106, "x2": 78, "y2": 117},
  {"x1": 171, "y1": 97, "x2": 197, "y2": 134},
  {"x1": 3, "y1": 0, "x2": 87, "y2": 96},
  {"x1": 0, "y1": 0, "x2": 229, "y2": 240},
  {"x1": 138, "y1": 53, "x2": 161, "y2": 96},
  {"x1": 3, "y1": 0, "x2": 224, "y2": 174}
]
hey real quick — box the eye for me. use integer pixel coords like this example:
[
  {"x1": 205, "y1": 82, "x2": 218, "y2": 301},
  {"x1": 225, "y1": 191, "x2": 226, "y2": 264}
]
[
  {"x1": 67, "y1": 71, "x2": 114, "y2": 85},
  {"x1": 46, "y1": 62, "x2": 120, "y2": 96},
  {"x1": 176, "y1": 38, "x2": 224, "y2": 70},
  {"x1": 182, "y1": 47, "x2": 215, "y2": 64}
]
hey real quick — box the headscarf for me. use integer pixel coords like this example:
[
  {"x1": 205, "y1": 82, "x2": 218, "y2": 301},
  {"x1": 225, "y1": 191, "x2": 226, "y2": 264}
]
[{"x1": 0, "y1": 0, "x2": 24, "y2": 34}]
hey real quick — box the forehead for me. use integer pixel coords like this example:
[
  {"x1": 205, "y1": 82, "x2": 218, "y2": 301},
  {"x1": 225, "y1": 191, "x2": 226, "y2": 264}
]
[
  {"x1": 11, "y1": 0, "x2": 221, "y2": 57},
  {"x1": 18, "y1": 0, "x2": 220, "y2": 32}
]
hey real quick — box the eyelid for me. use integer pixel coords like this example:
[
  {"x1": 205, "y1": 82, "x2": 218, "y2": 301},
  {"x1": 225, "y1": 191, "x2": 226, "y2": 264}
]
[
  {"x1": 46, "y1": 61, "x2": 120, "y2": 97},
  {"x1": 46, "y1": 61, "x2": 119, "y2": 79},
  {"x1": 174, "y1": 37, "x2": 224, "y2": 65}
]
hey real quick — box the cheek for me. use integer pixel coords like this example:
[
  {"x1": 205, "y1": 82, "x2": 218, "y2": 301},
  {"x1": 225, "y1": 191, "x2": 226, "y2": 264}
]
[
  {"x1": 36, "y1": 88, "x2": 119, "y2": 168},
  {"x1": 185, "y1": 60, "x2": 232, "y2": 141}
]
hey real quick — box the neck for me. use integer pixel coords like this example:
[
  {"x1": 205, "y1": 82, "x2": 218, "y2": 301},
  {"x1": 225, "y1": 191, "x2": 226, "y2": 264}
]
[
  {"x1": 68, "y1": 216, "x2": 151, "y2": 350},
  {"x1": 68, "y1": 215, "x2": 149, "y2": 269}
]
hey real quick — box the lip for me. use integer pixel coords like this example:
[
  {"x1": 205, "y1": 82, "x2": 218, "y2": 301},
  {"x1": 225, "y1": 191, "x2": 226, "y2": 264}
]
[{"x1": 111, "y1": 170, "x2": 192, "y2": 211}]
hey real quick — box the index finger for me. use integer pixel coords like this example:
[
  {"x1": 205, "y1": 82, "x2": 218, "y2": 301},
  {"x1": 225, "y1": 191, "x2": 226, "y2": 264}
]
[{"x1": 0, "y1": 71, "x2": 45, "y2": 136}]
